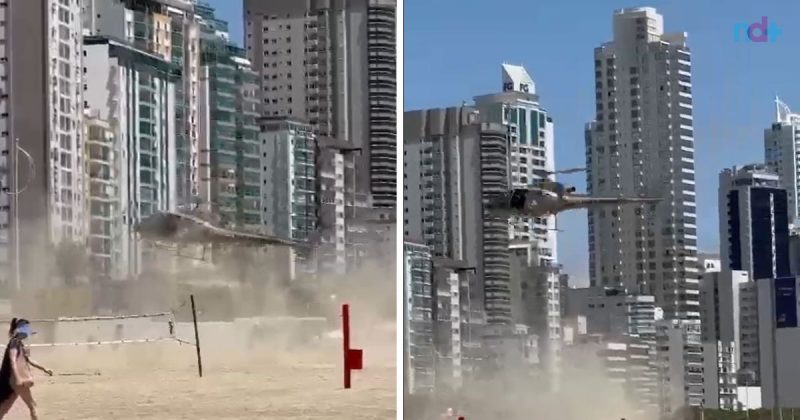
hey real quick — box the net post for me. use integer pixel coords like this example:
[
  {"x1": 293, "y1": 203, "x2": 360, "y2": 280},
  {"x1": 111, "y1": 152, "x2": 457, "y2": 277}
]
[
  {"x1": 343, "y1": 303, "x2": 350, "y2": 389},
  {"x1": 190, "y1": 294, "x2": 203, "y2": 378}
]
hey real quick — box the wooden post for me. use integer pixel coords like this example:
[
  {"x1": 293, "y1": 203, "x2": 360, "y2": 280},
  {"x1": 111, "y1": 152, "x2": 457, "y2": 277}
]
[
  {"x1": 190, "y1": 294, "x2": 203, "y2": 378},
  {"x1": 343, "y1": 303, "x2": 350, "y2": 389}
]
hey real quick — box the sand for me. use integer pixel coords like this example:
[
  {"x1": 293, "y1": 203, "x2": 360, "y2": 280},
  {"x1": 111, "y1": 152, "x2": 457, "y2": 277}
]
[{"x1": 2, "y1": 323, "x2": 396, "y2": 419}]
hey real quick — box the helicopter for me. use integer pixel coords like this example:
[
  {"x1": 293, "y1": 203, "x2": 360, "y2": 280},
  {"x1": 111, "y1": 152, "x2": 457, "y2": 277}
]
[
  {"x1": 485, "y1": 167, "x2": 662, "y2": 218},
  {"x1": 134, "y1": 204, "x2": 309, "y2": 261}
]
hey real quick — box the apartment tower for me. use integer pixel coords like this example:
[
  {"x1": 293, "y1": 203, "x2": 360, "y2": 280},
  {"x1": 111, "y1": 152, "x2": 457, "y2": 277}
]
[
  {"x1": 403, "y1": 241, "x2": 435, "y2": 395},
  {"x1": 474, "y1": 64, "x2": 558, "y2": 267},
  {"x1": 243, "y1": 0, "x2": 397, "y2": 208},
  {"x1": 6, "y1": 0, "x2": 86, "y2": 289},
  {"x1": 404, "y1": 107, "x2": 512, "y2": 327},
  {"x1": 195, "y1": 3, "x2": 262, "y2": 228},
  {"x1": 586, "y1": 8, "x2": 699, "y2": 320},
  {"x1": 718, "y1": 164, "x2": 790, "y2": 280},
  {"x1": 765, "y1": 98, "x2": 800, "y2": 224},
  {"x1": 83, "y1": 36, "x2": 177, "y2": 276},
  {"x1": 83, "y1": 0, "x2": 204, "y2": 210}
]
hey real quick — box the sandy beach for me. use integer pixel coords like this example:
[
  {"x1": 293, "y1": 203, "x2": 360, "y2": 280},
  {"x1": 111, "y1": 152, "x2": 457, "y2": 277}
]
[{"x1": 2, "y1": 322, "x2": 395, "y2": 419}]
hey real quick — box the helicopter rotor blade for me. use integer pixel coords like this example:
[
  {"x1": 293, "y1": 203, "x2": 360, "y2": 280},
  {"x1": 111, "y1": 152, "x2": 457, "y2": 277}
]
[{"x1": 539, "y1": 167, "x2": 586, "y2": 175}]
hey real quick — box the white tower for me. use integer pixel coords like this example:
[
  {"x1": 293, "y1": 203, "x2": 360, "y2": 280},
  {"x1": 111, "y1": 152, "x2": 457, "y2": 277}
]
[
  {"x1": 586, "y1": 7, "x2": 698, "y2": 320},
  {"x1": 765, "y1": 97, "x2": 800, "y2": 225}
]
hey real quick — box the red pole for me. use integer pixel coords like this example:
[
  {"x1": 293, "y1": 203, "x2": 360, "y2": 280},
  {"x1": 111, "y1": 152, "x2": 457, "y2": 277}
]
[{"x1": 343, "y1": 303, "x2": 351, "y2": 389}]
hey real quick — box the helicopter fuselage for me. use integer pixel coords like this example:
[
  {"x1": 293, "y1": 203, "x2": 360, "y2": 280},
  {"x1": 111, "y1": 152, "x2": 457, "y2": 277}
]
[{"x1": 486, "y1": 188, "x2": 562, "y2": 218}]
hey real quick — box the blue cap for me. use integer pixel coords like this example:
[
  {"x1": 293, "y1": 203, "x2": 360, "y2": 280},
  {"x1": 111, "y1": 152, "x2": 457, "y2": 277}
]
[{"x1": 15, "y1": 324, "x2": 35, "y2": 338}]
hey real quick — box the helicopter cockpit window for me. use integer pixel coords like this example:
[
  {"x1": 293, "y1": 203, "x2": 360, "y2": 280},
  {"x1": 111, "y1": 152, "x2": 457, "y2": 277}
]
[{"x1": 510, "y1": 189, "x2": 527, "y2": 210}]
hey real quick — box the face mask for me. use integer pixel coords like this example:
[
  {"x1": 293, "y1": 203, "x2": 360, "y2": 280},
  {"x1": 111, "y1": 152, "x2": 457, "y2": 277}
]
[{"x1": 15, "y1": 324, "x2": 34, "y2": 339}]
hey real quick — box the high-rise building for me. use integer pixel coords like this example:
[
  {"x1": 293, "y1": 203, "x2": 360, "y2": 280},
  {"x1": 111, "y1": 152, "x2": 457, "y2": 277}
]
[
  {"x1": 586, "y1": 7, "x2": 698, "y2": 320},
  {"x1": 719, "y1": 164, "x2": 790, "y2": 280},
  {"x1": 599, "y1": 341, "x2": 659, "y2": 414},
  {"x1": 7, "y1": 0, "x2": 86, "y2": 288},
  {"x1": 243, "y1": 0, "x2": 397, "y2": 208},
  {"x1": 509, "y1": 242, "x2": 561, "y2": 385},
  {"x1": 702, "y1": 340, "x2": 738, "y2": 410},
  {"x1": 738, "y1": 281, "x2": 760, "y2": 384},
  {"x1": 315, "y1": 137, "x2": 351, "y2": 273},
  {"x1": 718, "y1": 164, "x2": 791, "y2": 387},
  {"x1": 568, "y1": 287, "x2": 657, "y2": 339},
  {"x1": 83, "y1": 112, "x2": 121, "y2": 278},
  {"x1": 474, "y1": 64, "x2": 557, "y2": 266},
  {"x1": 765, "y1": 98, "x2": 800, "y2": 224},
  {"x1": 568, "y1": 287, "x2": 659, "y2": 411},
  {"x1": 0, "y1": 1, "x2": 10, "y2": 287},
  {"x1": 698, "y1": 263, "x2": 743, "y2": 410},
  {"x1": 429, "y1": 257, "x2": 478, "y2": 392},
  {"x1": 83, "y1": 36, "x2": 177, "y2": 276},
  {"x1": 789, "y1": 227, "x2": 800, "y2": 274},
  {"x1": 404, "y1": 107, "x2": 510, "y2": 328},
  {"x1": 403, "y1": 241, "x2": 435, "y2": 395},
  {"x1": 699, "y1": 268, "x2": 749, "y2": 362},
  {"x1": 260, "y1": 117, "x2": 317, "y2": 279},
  {"x1": 195, "y1": 4, "x2": 261, "y2": 228},
  {"x1": 756, "y1": 275, "x2": 800, "y2": 409},
  {"x1": 656, "y1": 319, "x2": 704, "y2": 416},
  {"x1": 83, "y1": 0, "x2": 203, "y2": 210},
  {"x1": 558, "y1": 274, "x2": 570, "y2": 318},
  {"x1": 260, "y1": 117, "x2": 317, "y2": 241}
]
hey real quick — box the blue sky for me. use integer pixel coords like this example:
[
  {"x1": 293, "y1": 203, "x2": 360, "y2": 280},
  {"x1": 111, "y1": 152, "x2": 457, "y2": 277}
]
[
  {"x1": 214, "y1": 0, "x2": 800, "y2": 286},
  {"x1": 205, "y1": 0, "x2": 243, "y2": 42}
]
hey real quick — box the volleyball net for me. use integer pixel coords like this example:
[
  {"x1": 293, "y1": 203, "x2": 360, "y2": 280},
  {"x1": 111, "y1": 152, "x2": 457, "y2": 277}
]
[
  {"x1": 0, "y1": 311, "x2": 193, "y2": 348},
  {"x1": 0, "y1": 296, "x2": 204, "y2": 376}
]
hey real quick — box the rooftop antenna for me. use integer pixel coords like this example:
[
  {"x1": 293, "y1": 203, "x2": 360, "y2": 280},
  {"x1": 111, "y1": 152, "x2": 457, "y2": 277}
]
[{"x1": 776, "y1": 95, "x2": 792, "y2": 124}]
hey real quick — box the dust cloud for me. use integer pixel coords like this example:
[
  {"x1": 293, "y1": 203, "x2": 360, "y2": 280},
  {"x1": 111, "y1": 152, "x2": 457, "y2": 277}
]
[
  {"x1": 407, "y1": 341, "x2": 652, "y2": 420},
  {"x1": 1, "y1": 241, "x2": 397, "y2": 419}
]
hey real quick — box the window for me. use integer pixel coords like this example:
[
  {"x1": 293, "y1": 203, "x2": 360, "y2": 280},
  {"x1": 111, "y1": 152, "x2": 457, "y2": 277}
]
[
  {"x1": 58, "y1": 7, "x2": 70, "y2": 24},
  {"x1": 59, "y1": 62, "x2": 70, "y2": 78},
  {"x1": 59, "y1": 43, "x2": 70, "y2": 59},
  {"x1": 59, "y1": 97, "x2": 71, "y2": 113},
  {"x1": 59, "y1": 152, "x2": 71, "y2": 168}
]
